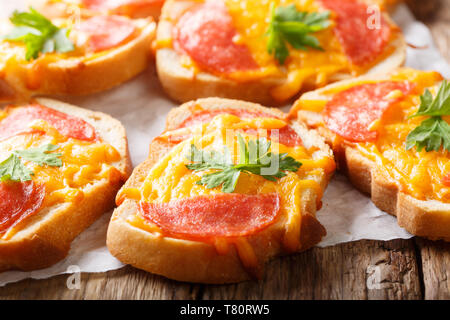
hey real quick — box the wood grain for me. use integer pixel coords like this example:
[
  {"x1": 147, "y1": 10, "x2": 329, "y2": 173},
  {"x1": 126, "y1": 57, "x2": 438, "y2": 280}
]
[
  {"x1": 0, "y1": 266, "x2": 203, "y2": 300},
  {"x1": 407, "y1": 0, "x2": 450, "y2": 61},
  {"x1": 416, "y1": 240, "x2": 450, "y2": 300},
  {"x1": 0, "y1": 240, "x2": 421, "y2": 300},
  {"x1": 407, "y1": 0, "x2": 450, "y2": 301},
  {"x1": 200, "y1": 240, "x2": 421, "y2": 300}
]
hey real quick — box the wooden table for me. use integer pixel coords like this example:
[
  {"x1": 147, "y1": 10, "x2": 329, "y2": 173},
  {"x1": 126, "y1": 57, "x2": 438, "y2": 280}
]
[{"x1": 1, "y1": 0, "x2": 449, "y2": 300}]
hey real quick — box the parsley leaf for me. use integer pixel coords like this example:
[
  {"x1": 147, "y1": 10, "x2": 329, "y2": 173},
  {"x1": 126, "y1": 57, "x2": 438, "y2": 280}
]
[
  {"x1": 185, "y1": 134, "x2": 302, "y2": 193},
  {"x1": 3, "y1": 7, "x2": 74, "y2": 60},
  {"x1": 266, "y1": 4, "x2": 330, "y2": 65},
  {"x1": 0, "y1": 144, "x2": 63, "y2": 182},
  {"x1": 186, "y1": 144, "x2": 231, "y2": 171},
  {"x1": 410, "y1": 80, "x2": 450, "y2": 117},
  {"x1": 406, "y1": 80, "x2": 450, "y2": 152},
  {"x1": 0, "y1": 154, "x2": 34, "y2": 182},
  {"x1": 15, "y1": 144, "x2": 63, "y2": 167},
  {"x1": 406, "y1": 117, "x2": 450, "y2": 152}
]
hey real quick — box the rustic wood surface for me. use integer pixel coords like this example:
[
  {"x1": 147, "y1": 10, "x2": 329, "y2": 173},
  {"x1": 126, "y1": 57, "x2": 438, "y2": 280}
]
[{"x1": 0, "y1": 0, "x2": 449, "y2": 300}]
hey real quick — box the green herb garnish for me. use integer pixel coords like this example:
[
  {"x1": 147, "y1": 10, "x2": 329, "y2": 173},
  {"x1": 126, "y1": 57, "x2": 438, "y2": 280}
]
[
  {"x1": 0, "y1": 144, "x2": 62, "y2": 182},
  {"x1": 406, "y1": 80, "x2": 450, "y2": 152},
  {"x1": 185, "y1": 134, "x2": 302, "y2": 193},
  {"x1": 266, "y1": 3, "x2": 330, "y2": 65},
  {"x1": 3, "y1": 7, "x2": 74, "y2": 60}
]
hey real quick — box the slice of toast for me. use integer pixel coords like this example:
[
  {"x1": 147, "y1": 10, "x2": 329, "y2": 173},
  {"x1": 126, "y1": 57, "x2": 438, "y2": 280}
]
[
  {"x1": 291, "y1": 68, "x2": 450, "y2": 241},
  {"x1": 0, "y1": 15, "x2": 155, "y2": 101},
  {"x1": 107, "y1": 98, "x2": 334, "y2": 283},
  {"x1": 0, "y1": 98, "x2": 131, "y2": 271},
  {"x1": 156, "y1": 0, "x2": 406, "y2": 106}
]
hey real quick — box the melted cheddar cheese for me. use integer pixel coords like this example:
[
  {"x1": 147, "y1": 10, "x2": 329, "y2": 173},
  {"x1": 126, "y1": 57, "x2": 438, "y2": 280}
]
[
  {"x1": 119, "y1": 114, "x2": 335, "y2": 269},
  {"x1": 0, "y1": 108, "x2": 123, "y2": 239},
  {"x1": 298, "y1": 68, "x2": 450, "y2": 202}
]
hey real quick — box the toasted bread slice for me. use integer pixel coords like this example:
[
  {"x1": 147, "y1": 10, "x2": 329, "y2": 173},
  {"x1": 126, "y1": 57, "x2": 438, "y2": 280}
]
[
  {"x1": 156, "y1": 0, "x2": 406, "y2": 106},
  {"x1": 107, "y1": 98, "x2": 334, "y2": 283},
  {"x1": 291, "y1": 68, "x2": 450, "y2": 241},
  {"x1": 0, "y1": 15, "x2": 155, "y2": 102},
  {"x1": 0, "y1": 98, "x2": 131, "y2": 271},
  {"x1": 32, "y1": 0, "x2": 165, "y2": 20}
]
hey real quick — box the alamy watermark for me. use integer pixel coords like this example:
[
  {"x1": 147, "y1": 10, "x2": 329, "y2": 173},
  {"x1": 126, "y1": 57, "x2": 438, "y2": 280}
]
[
  {"x1": 66, "y1": 265, "x2": 81, "y2": 290},
  {"x1": 367, "y1": 5, "x2": 382, "y2": 30}
]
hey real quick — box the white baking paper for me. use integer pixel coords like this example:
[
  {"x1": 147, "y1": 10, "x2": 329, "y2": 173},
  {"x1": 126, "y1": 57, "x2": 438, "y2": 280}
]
[{"x1": 1, "y1": 2, "x2": 449, "y2": 287}]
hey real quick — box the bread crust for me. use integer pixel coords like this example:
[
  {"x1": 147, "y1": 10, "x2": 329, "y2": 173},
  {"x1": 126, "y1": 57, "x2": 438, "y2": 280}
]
[
  {"x1": 156, "y1": 0, "x2": 406, "y2": 106},
  {"x1": 0, "y1": 98, "x2": 132, "y2": 271},
  {"x1": 107, "y1": 98, "x2": 333, "y2": 283},
  {"x1": 294, "y1": 72, "x2": 450, "y2": 241},
  {"x1": 0, "y1": 18, "x2": 156, "y2": 102}
]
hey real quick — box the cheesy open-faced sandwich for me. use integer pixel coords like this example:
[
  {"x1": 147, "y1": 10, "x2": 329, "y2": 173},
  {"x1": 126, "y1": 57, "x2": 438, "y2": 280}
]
[
  {"x1": 291, "y1": 68, "x2": 450, "y2": 241},
  {"x1": 107, "y1": 98, "x2": 335, "y2": 283},
  {"x1": 33, "y1": 0, "x2": 165, "y2": 20},
  {"x1": 0, "y1": 98, "x2": 131, "y2": 271},
  {"x1": 156, "y1": 0, "x2": 406, "y2": 105},
  {"x1": 0, "y1": 7, "x2": 155, "y2": 101}
]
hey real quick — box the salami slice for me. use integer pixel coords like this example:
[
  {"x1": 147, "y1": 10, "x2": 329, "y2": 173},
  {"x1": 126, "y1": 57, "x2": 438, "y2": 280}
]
[
  {"x1": 139, "y1": 193, "x2": 280, "y2": 240},
  {"x1": 77, "y1": 15, "x2": 136, "y2": 52},
  {"x1": 178, "y1": 109, "x2": 278, "y2": 129},
  {"x1": 320, "y1": 0, "x2": 391, "y2": 66},
  {"x1": 276, "y1": 126, "x2": 303, "y2": 147},
  {"x1": 244, "y1": 126, "x2": 303, "y2": 147},
  {"x1": 442, "y1": 173, "x2": 450, "y2": 187},
  {"x1": 0, "y1": 104, "x2": 98, "y2": 141},
  {"x1": 170, "y1": 108, "x2": 302, "y2": 146},
  {"x1": 0, "y1": 181, "x2": 45, "y2": 234},
  {"x1": 173, "y1": 1, "x2": 258, "y2": 73},
  {"x1": 323, "y1": 81, "x2": 413, "y2": 142}
]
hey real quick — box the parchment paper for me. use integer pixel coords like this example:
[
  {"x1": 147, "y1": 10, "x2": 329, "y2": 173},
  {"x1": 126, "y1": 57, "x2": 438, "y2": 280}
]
[{"x1": 1, "y1": 2, "x2": 449, "y2": 287}]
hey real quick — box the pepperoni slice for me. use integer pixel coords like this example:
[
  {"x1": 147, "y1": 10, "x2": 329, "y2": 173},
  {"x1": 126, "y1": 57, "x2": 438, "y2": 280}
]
[
  {"x1": 244, "y1": 126, "x2": 303, "y2": 147},
  {"x1": 169, "y1": 108, "x2": 302, "y2": 146},
  {"x1": 173, "y1": 1, "x2": 258, "y2": 73},
  {"x1": 0, "y1": 181, "x2": 45, "y2": 234},
  {"x1": 320, "y1": 0, "x2": 391, "y2": 66},
  {"x1": 276, "y1": 126, "x2": 303, "y2": 147},
  {"x1": 178, "y1": 108, "x2": 278, "y2": 129},
  {"x1": 139, "y1": 193, "x2": 280, "y2": 240},
  {"x1": 442, "y1": 173, "x2": 450, "y2": 187},
  {"x1": 323, "y1": 81, "x2": 413, "y2": 142},
  {"x1": 77, "y1": 15, "x2": 136, "y2": 53},
  {"x1": 0, "y1": 104, "x2": 98, "y2": 141}
]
